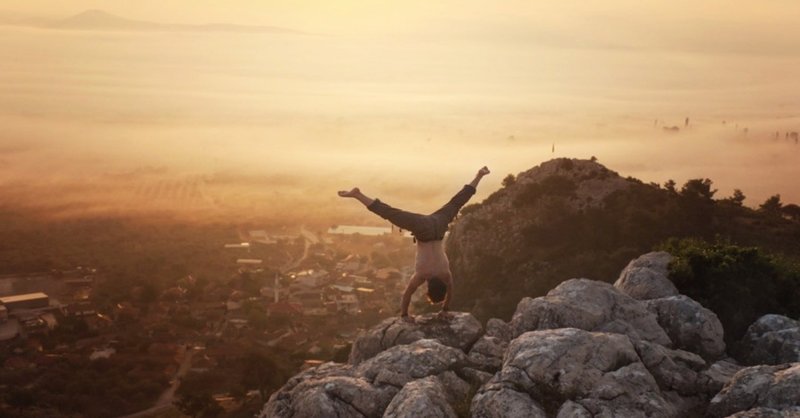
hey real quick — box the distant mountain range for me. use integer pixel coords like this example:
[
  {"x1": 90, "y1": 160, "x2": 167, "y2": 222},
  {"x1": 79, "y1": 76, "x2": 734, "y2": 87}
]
[{"x1": 3, "y1": 9, "x2": 301, "y2": 34}]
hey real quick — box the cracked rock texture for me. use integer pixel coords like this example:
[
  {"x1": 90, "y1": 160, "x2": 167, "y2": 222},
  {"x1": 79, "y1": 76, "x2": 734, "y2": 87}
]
[
  {"x1": 707, "y1": 363, "x2": 800, "y2": 418},
  {"x1": 260, "y1": 253, "x2": 800, "y2": 418},
  {"x1": 614, "y1": 251, "x2": 679, "y2": 300},
  {"x1": 349, "y1": 312, "x2": 482, "y2": 365},
  {"x1": 510, "y1": 278, "x2": 671, "y2": 345},
  {"x1": 737, "y1": 314, "x2": 800, "y2": 366},
  {"x1": 645, "y1": 295, "x2": 726, "y2": 360}
]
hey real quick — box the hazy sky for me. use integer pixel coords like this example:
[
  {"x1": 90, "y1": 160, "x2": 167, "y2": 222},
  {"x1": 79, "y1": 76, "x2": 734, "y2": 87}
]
[
  {"x1": 1, "y1": 2, "x2": 799, "y2": 223},
  {"x1": 5, "y1": 1, "x2": 800, "y2": 39}
]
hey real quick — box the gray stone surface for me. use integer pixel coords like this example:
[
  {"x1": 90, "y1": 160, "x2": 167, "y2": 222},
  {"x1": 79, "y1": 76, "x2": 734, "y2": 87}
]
[
  {"x1": 349, "y1": 312, "x2": 482, "y2": 365},
  {"x1": 470, "y1": 376, "x2": 547, "y2": 418},
  {"x1": 494, "y1": 328, "x2": 676, "y2": 417},
  {"x1": 467, "y1": 334, "x2": 507, "y2": 372},
  {"x1": 738, "y1": 314, "x2": 800, "y2": 366},
  {"x1": 708, "y1": 363, "x2": 800, "y2": 418},
  {"x1": 355, "y1": 339, "x2": 467, "y2": 388},
  {"x1": 260, "y1": 263, "x2": 800, "y2": 418},
  {"x1": 382, "y1": 376, "x2": 457, "y2": 418},
  {"x1": 645, "y1": 295, "x2": 726, "y2": 360},
  {"x1": 510, "y1": 278, "x2": 671, "y2": 346},
  {"x1": 614, "y1": 251, "x2": 679, "y2": 300},
  {"x1": 725, "y1": 407, "x2": 800, "y2": 418}
]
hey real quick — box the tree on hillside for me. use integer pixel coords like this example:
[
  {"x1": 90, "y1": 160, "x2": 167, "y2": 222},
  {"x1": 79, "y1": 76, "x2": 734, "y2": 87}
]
[
  {"x1": 760, "y1": 194, "x2": 783, "y2": 217},
  {"x1": 678, "y1": 179, "x2": 717, "y2": 236},
  {"x1": 782, "y1": 204, "x2": 800, "y2": 222},
  {"x1": 727, "y1": 189, "x2": 746, "y2": 206},
  {"x1": 664, "y1": 180, "x2": 677, "y2": 193},
  {"x1": 680, "y1": 178, "x2": 716, "y2": 200},
  {"x1": 502, "y1": 174, "x2": 516, "y2": 188}
]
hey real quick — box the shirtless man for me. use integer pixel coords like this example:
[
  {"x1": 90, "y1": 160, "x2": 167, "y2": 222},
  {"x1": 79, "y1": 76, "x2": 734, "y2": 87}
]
[{"x1": 338, "y1": 166, "x2": 490, "y2": 321}]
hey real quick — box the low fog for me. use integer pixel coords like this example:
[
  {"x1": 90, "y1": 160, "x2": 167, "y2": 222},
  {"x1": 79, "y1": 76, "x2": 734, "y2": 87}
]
[{"x1": 1, "y1": 6, "x2": 799, "y2": 224}]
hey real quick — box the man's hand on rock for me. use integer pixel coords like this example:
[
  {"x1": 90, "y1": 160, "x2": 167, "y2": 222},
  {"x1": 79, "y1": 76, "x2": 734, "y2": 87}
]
[{"x1": 401, "y1": 315, "x2": 416, "y2": 323}]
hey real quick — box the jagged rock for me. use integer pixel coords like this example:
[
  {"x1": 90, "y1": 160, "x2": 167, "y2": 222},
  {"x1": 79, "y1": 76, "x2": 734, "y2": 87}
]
[
  {"x1": 556, "y1": 400, "x2": 593, "y2": 417},
  {"x1": 470, "y1": 376, "x2": 547, "y2": 418},
  {"x1": 725, "y1": 407, "x2": 800, "y2": 417},
  {"x1": 355, "y1": 339, "x2": 467, "y2": 388},
  {"x1": 261, "y1": 339, "x2": 468, "y2": 418},
  {"x1": 349, "y1": 312, "x2": 482, "y2": 365},
  {"x1": 738, "y1": 314, "x2": 800, "y2": 366},
  {"x1": 614, "y1": 251, "x2": 679, "y2": 300},
  {"x1": 485, "y1": 318, "x2": 512, "y2": 342},
  {"x1": 702, "y1": 359, "x2": 744, "y2": 394},
  {"x1": 259, "y1": 365, "x2": 397, "y2": 418},
  {"x1": 467, "y1": 335, "x2": 507, "y2": 372},
  {"x1": 510, "y1": 278, "x2": 671, "y2": 346},
  {"x1": 645, "y1": 295, "x2": 726, "y2": 360},
  {"x1": 494, "y1": 328, "x2": 676, "y2": 417},
  {"x1": 382, "y1": 376, "x2": 456, "y2": 418},
  {"x1": 707, "y1": 363, "x2": 800, "y2": 418},
  {"x1": 435, "y1": 371, "x2": 471, "y2": 405},
  {"x1": 459, "y1": 367, "x2": 493, "y2": 387},
  {"x1": 632, "y1": 339, "x2": 707, "y2": 395}
]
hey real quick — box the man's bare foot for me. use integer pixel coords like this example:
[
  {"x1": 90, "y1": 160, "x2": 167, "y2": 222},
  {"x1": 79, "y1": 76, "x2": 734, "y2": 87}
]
[
  {"x1": 338, "y1": 187, "x2": 361, "y2": 198},
  {"x1": 478, "y1": 166, "x2": 490, "y2": 177},
  {"x1": 401, "y1": 315, "x2": 415, "y2": 323}
]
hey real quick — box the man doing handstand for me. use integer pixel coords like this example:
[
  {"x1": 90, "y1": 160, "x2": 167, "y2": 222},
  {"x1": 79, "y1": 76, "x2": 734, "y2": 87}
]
[{"x1": 338, "y1": 166, "x2": 490, "y2": 321}]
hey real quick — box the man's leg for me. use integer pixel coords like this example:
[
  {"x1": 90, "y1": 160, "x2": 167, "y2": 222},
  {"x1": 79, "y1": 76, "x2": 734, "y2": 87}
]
[
  {"x1": 431, "y1": 166, "x2": 490, "y2": 223},
  {"x1": 430, "y1": 185, "x2": 476, "y2": 223},
  {"x1": 339, "y1": 187, "x2": 427, "y2": 233}
]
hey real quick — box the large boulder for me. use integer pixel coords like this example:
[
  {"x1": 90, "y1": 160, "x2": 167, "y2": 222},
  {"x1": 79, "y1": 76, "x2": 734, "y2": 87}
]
[
  {"x1": 707, "y1": 363, "x2": 800, "y2": 418},
  {"x1": 355, "y1": 339, "x2": 468, "y2": 388},
  {"x1": 725, "y1": 407, "x2": 800, "y2": 417},
  {"x1": 737, "y1": 314, "x2": 800, "y2": 366},
  {"x1": 510, "y1": 278, "x2": 671, "y2": 346},
  {"x1": 701, "y1": 359, "x2": 745, "y2": 394},
  {"x1": 467, "y1": 334, "x2": 507, "y2": 372},
  {"x1": 259, "y1": 363, "x2": 397, "y2": 418},
  {"x1": 489, "y1": 328, "x2": 676, "y2": 417},
  {"x1": 260, "y1": 339, "x2": 470, "y2": 418},
  {"x1": 349, "y1": 312, "x2": 482, "y2": 365},
  {"x1": 614, "y1": 251, "x2": 679, "y2": 300},
  {"x1": 645, "y1": 295, "x2": 726, "y2": 360},
  {"x1": 470, "y1": 377, "x2": 547, "y2": 418},
  {"x1": 382, "y1": 376, "x2": 456, "y2": 418}
]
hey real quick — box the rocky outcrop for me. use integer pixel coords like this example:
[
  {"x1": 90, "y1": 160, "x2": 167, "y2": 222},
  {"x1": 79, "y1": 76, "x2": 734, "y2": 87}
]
[
  {"x1": 261, "y1": 339, "x2": 471, "y2": 418},
  {"x1": 737, "y1": 314, "x2": 800, "y2": 366},
  {"x1": 645, "y1": 295, "x2": 726, "y2": 360},
  {"x1": 261, "y1": 253, "x2": 800, "y2": 418},
  {"x1": 707, "y1": 363, "x2": 800, "y2": 417},
  {"x1": 510, "y1": 278, "x2": 671, "y2": 345},
  {"x1": 349, "y1": 313, "x2": 482, "y2": 365},
  {"x1": 382, "y1": 376, "x2": 457, "y2": 418},
  {"x1": 614, "y1": 251, "x2": 679, "y2": 300}
]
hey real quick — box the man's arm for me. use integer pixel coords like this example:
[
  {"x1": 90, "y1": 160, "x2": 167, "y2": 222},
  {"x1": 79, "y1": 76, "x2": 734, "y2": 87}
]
[
  {"x1": 441, "y1": 273, "x2": 453, "y2": 312},
  {"x1": 401, "y1": 273, "x2": 424, "y2": 317},
  {"x1": 468, "y1": 166, "x2": 491, "y2": 189}
]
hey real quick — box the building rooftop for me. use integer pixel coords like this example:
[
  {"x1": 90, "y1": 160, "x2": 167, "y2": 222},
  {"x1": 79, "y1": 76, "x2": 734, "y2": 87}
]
[{"x1": 0, "y1": 292, "x2": 49, "y2": 304}]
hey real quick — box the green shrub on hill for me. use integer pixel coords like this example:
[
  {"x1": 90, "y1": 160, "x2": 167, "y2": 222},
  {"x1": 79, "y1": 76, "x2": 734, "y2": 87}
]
[{"x1": 660, "y1": 238, "x2": 800, "y2": 347}]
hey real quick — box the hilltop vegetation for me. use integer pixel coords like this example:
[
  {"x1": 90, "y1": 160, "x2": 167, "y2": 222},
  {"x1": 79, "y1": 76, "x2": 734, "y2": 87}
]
[{"x1": 448, "y1": 158, "x2": 800, "y2": 321}]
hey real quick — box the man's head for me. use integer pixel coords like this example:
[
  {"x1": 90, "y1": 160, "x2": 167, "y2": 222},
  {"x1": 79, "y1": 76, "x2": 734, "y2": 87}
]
[{"x1": 426, "y1": 277, "x2": 447, "y2": 304}]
